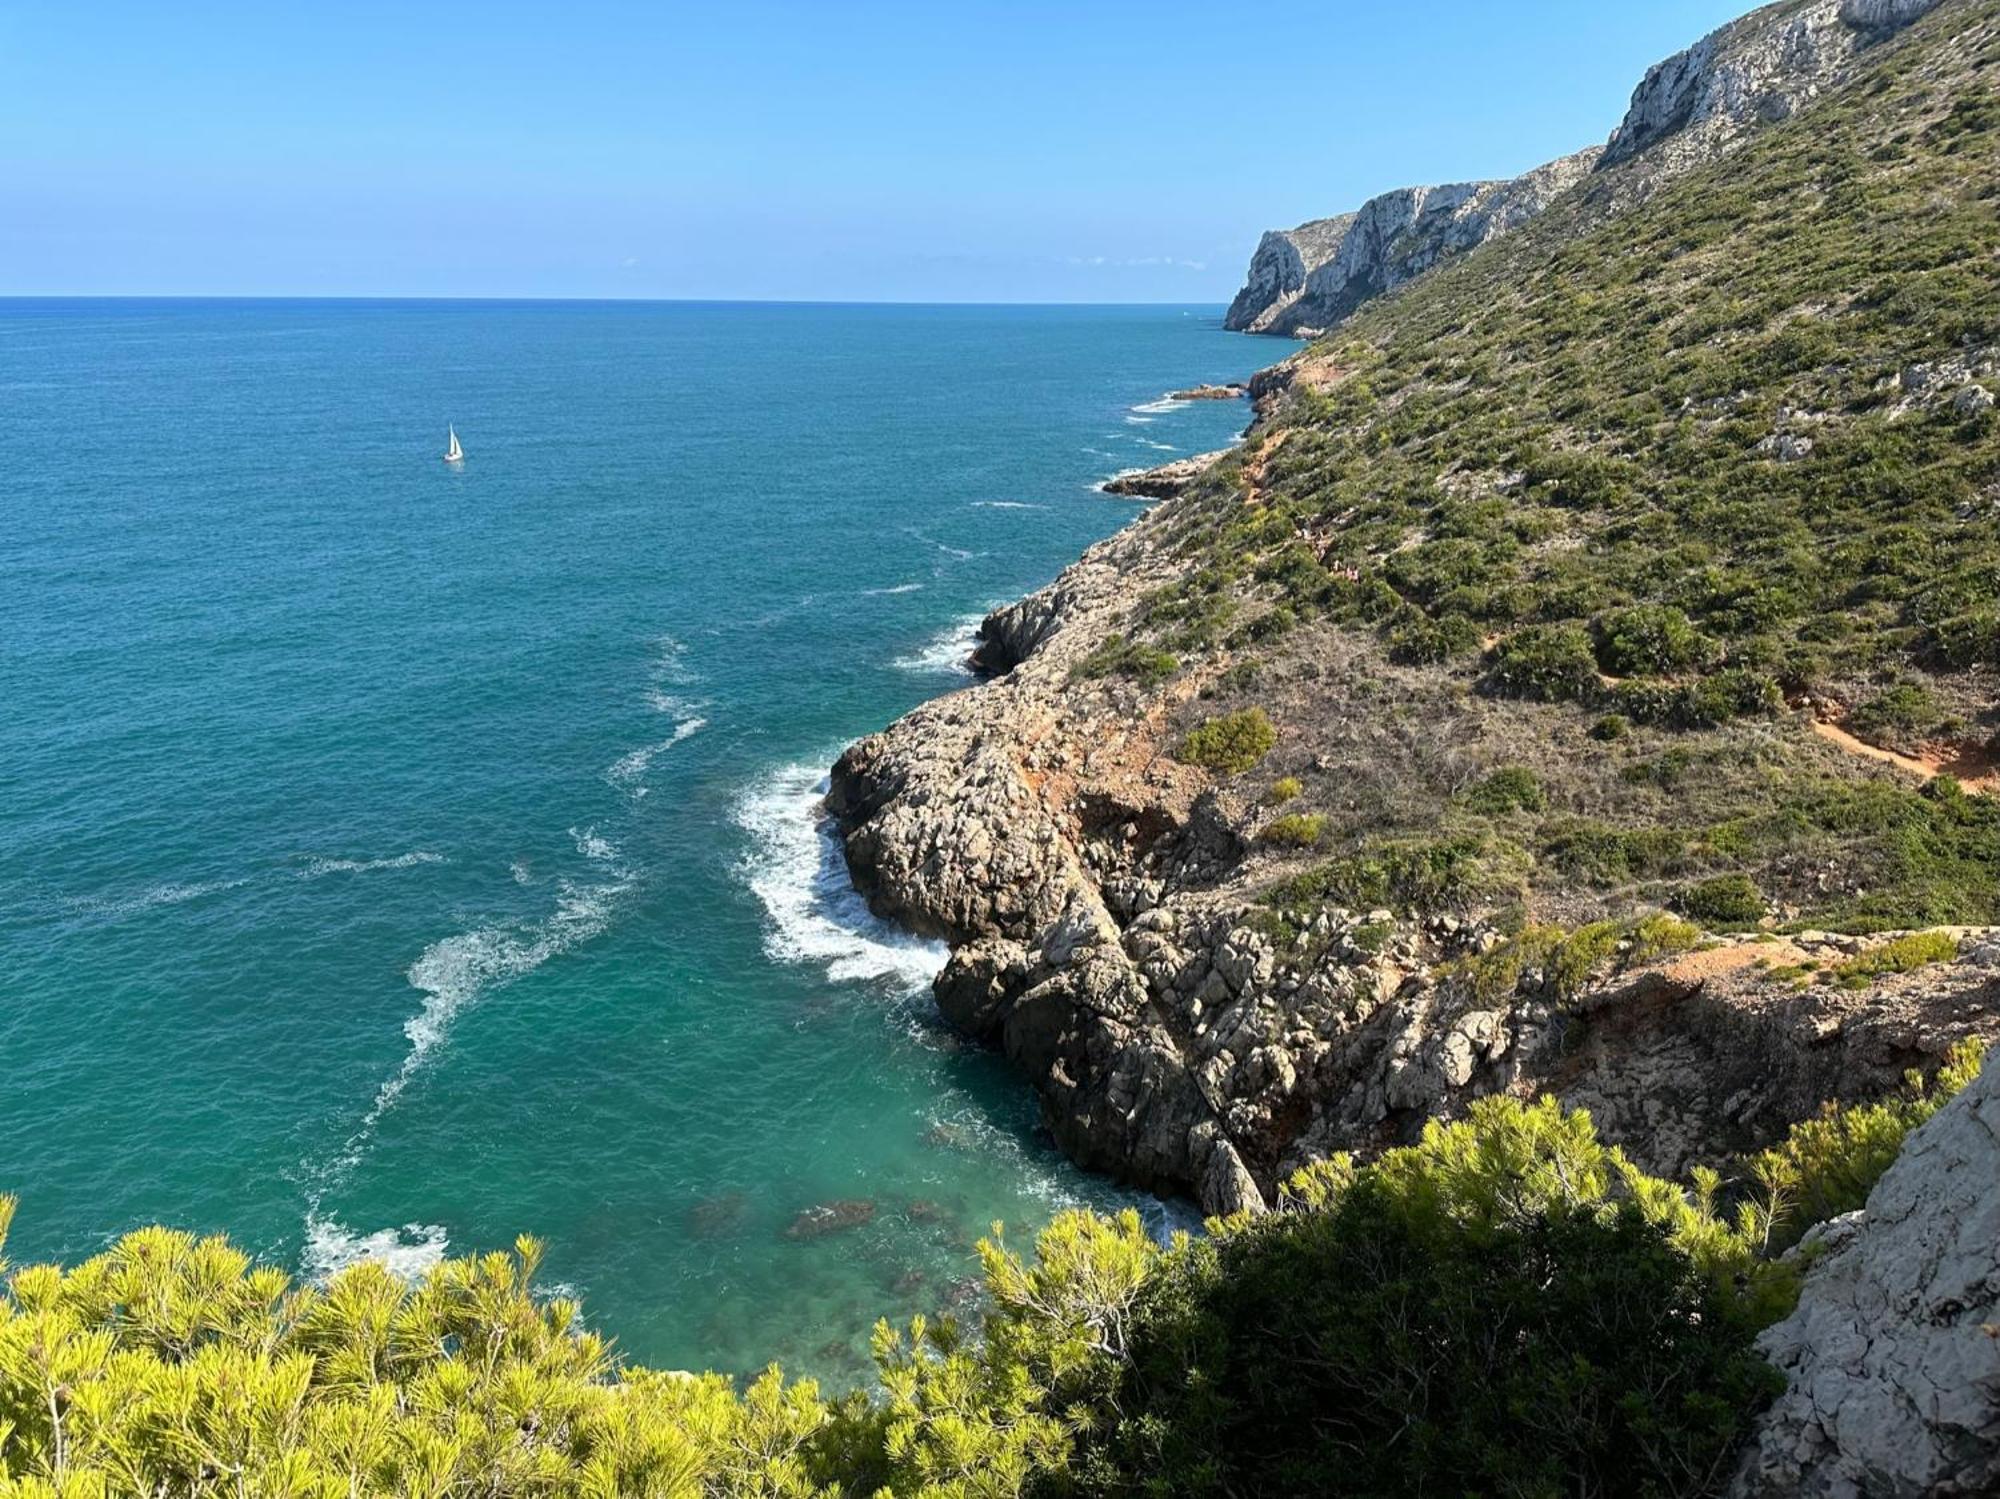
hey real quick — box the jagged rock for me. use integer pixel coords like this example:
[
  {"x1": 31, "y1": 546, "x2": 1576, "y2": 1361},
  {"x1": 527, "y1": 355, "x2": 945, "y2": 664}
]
[
  {"x1": 1167, "y1": 384, "x2": 1248, "y2": 402},
  {"x1": 1954, "y1": 383, "x2": 1996, "y2": 417},
  {"x1": 1099, "y1": 449, "x2": 1230, "y2": 501},
  {"x1": 1757, "y1": 432, "x2": 1817, "y2": 462},
  {"x1": 1730, "y1": 1048, "x2": 2000, "y2": 1496},
  {"x1": 1223, "y1": 152, "x2": 1601, "y2": 336}
]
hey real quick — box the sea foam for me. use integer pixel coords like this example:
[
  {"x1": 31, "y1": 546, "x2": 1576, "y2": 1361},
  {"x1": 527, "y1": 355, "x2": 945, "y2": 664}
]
[
  {"x1": 605, "y1": 715, "x2": 707, "y2": 788},
  {"x1": 892, "y1": 613, "x2": 986, "y2": 675},
  {"x1": 298, "y1": 850, "x2": 446, "y2": 879},
  {"x1": 301, "y1": 1215, "x2": 450, "y2": 1283},
  {"x1": 733, "y1": 762, "x2": 945, "y2": 995}
]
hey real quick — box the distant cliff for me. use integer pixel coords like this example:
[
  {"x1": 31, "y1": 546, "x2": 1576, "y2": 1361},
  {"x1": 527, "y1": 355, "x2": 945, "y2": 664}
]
[{"x1": 1225, "y1": 0, "x2": 1948, "y2": 336}]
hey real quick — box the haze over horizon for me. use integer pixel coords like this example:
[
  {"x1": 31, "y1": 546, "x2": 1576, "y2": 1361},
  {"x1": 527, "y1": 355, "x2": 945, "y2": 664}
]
[{"x1": 5, "y1": 1, "x2": 1751, "y2": 301}]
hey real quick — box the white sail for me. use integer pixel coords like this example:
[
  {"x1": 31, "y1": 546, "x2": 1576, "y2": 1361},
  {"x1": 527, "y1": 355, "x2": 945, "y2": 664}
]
[{"x1": 444, "y1": 425, "x2": 462, "y2": 462}]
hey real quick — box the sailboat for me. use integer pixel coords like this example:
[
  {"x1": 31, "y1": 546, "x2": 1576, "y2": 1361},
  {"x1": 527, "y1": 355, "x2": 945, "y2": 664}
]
[{"x1": 443, "y1": 425, "x2": 464, "y2": 464}]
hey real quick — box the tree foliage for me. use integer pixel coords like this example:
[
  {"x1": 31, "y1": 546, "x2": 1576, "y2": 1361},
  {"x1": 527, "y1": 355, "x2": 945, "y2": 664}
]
[{"x1": 3, "y1": 1048, "x2": 1983, "y2": 1497}]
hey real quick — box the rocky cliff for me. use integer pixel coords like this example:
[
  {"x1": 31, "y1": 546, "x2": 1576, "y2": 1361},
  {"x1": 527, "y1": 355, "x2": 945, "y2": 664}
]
[
  {"x1": 833, "y1": 0, "x2": 1999, "y2": 1215},
  {"x1": 831, "y1": 530, "x2": 2000, "y2": 1215},
  {"x1": 1225, "y1": 0, "x2": 1949, "y2": 337},
  {"x1": 1224, "y1": 152, "x2": 1601, "y2": 336},
  {"x1": 1731, "y1": 1042, "x2": 2000, "y2": 1494}
]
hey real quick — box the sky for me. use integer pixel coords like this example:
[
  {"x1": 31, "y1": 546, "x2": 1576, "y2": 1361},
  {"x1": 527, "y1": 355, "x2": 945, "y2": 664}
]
[{"x1": 0, "y1": 1, "x2": 1755, "y2": 302}]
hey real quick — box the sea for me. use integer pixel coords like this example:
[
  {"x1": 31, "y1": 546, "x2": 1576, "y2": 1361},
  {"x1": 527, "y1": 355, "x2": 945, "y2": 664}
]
[{"x1": 0, "y1": 299, "x2": 1261, "y2": 1382}]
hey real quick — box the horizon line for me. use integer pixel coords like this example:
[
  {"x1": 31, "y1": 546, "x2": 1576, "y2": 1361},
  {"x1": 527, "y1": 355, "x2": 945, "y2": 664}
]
[{"x1": 0, "y1": 293, "x2": 1236, "y2": 309}]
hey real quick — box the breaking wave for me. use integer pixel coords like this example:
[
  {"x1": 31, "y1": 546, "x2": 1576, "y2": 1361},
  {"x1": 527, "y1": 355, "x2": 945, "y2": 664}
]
[
  {"x1": 301, "y1": 1215, "x2": 450, "y2": 1283},
  {"x1": 892, "y1": 614, "x2": 985, "y2": 675},
  {"x1": 733, "y1": 762, "x2": 945, "y2": 996}
]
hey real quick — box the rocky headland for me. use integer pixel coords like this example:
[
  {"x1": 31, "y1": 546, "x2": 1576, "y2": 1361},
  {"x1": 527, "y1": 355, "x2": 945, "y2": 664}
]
[
  {"x1": 1225, "y1": 0, "x2": 1951, "y2": 337},
  {"x1": 831, "y1": 0, "x2": 1999, "y2": 1482}
]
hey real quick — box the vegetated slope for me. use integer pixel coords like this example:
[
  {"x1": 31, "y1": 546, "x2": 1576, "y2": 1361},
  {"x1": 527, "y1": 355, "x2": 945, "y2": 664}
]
[
  {"x1": 1226, "y1": 0, "x2": 1958, "y2": 336},
  {"x1": 830, "y1": 0, "x2": 2000, "y2": 1223},
  {"x1": 1155, "y1": 0, "x2": 2000, "y2": 935}
]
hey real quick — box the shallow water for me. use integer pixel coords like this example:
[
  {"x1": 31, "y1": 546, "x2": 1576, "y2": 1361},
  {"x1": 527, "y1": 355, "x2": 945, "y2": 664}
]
[{"x1": 0, "y1": 299, "x2": 1259, "y2": 1381}]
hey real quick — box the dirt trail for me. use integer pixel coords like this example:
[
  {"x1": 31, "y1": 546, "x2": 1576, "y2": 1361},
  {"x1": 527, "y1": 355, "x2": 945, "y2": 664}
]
[{"x1": 1809, "y1": 718, "x2": 1999, "y2": 792}]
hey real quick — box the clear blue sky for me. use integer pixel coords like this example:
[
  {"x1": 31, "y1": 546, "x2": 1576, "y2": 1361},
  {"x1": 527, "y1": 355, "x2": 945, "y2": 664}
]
[{"x1": 0, "y1": 1, "x2": 1753, "y2": 301}]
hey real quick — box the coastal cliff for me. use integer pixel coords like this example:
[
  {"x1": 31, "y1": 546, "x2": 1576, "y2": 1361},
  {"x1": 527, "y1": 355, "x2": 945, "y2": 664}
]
[
  {"x1": 839, "y1": 0, "x2": 1998, "y2": 1215},
  {"x1": 1225, "y1": 0, "x2": 1950, "y2": 337},
  {"x1": 829, "y1": 0, "x2": 1999, "y2": 1482}
]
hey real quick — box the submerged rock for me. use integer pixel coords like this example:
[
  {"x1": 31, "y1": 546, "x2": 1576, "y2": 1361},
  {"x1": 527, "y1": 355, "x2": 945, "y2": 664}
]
[{"x1": 783, "y1": 1199, "x2": 877, "y2": 1240}]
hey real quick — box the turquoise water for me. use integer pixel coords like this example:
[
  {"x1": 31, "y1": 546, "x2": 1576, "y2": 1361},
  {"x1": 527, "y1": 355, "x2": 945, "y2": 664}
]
[{"x1": 0, "y1": 300, "x2": 1259, "y2": 1381}]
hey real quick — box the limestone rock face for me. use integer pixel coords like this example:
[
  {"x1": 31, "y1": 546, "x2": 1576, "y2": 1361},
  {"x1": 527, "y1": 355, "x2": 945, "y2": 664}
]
[
  {"x1": 1224, "y1": 0, "x2": 1951, "y2": 339},
  {"x1": 1602, "y1": 0, "x2": 1944, "y2": 170},
  {"x1": 1731, "y1": 1049, "x2": 2000, "y2": 1496},
  {"x1": 1097, "y1": 449, "x2": 1230, "y2": 503},
  {"x1": 1222, "y1": 218, "x2": 1352, "y2": 334},
  {"x1": 1221, "y1": 153, "x2": 1600, "y2": 336}
]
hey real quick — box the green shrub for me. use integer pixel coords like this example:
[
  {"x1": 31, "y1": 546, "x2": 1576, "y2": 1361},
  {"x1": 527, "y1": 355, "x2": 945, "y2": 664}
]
[
  {"x1": 1388, "y1": 612, "x2": 1481, "y2": 665},
  {"x1": 1629, "y1": 912, "x2": 1704, "y2": 964},
  {"x1": 1832, "y1": 929, "x2": 1961, "y2": 988},
  {"x1": 1079, "y1": 1100, "x2": 1781, "y2": 1499},
  {"x1": 1595, "y1": 605, "x2": 1714, "y2": 676},
  {"x1": 1267, "y1": 776, "x2": 1303, "y2": 804},
  {"x1": 1072, "y1": 633, "x2": 1179, "y2": 686},
  {"x1": 1849, "y1": 683, "x2": 1950, "y2": 748},
  {"x1": 1590, "y1": 713, "x2": 1631, "y2": 741},
  {"x1": 1749, "y1": 1039, "x2": 1986, "y2": 1251},
  {"x1": 1261, "y1": 813, "x2": 1328, "y2": 849},
  {"x1": 1268, "y1": 834, "x2": 1532, "y2": 915},
  {"x1": 1682, "y1": 874, "x2": 1767, "y2": 928},
  {"x1": 1928, "y1": 611, "x2": 2000, "y2": 668},
  {"x1": 1487, "y1": 625, "x2": 1601, "y2": 702},
  {"x1": 1461, "y1": 765, "x2": 1545, "y2": 815},
  {"x1": 1178, "y1": 708, "x2": 1277, "y2": 773}
]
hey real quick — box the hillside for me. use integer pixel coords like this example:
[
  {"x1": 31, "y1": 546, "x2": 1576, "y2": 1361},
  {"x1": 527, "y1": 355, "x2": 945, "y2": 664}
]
[
  {"x1": 1226, "y1": 0, "x2": 1962, "y2": 336},
  {"x1": 832, "y1": 0, "x2": 2000, "y2": 1222}
]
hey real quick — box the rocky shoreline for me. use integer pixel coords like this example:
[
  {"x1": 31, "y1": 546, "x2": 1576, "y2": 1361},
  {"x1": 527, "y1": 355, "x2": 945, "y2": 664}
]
[{"x1": 827, "y1": 486, "x2": 2000, "y2": 1215}]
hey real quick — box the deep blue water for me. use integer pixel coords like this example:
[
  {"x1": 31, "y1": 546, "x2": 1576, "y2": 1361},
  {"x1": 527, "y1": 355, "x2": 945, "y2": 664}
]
[{"x1": 0, "y1": 299, "x2": 1260, "y2": 1380}]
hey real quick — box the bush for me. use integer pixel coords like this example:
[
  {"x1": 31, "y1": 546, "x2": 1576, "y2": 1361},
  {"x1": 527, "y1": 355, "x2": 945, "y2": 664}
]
[
  {"x1": 1487, "y1": 624, "x2": 1601, "y2": 702},
  {"x1": 1590, "y1": 713, "x2": 1631, "y2": 741},
  {"x1": 1849, "y1": 683, "x2": 1950, "y2": 749},
  {"x1": 1260, "y1": 813, "x2": 1328, "y2": 848},
  {"x1": 1268, "y1": 834, "x2": 1532, "y2": 915},
  {"x1": 1267, "y1": 776, "x2": 1303, "y2": 804},
  {"x1": 1832, "y1": 928, "x2": 1961, "y2": 987},
  {"x1": 1928, "y1": 610, "x2": 2000, "y2": 668},
  {"x1": 1388, "y1": 612, "x2": 1481, "y2": 665},
  {"x1": 1682, "y1": 873, "x2": 1767, "y2": 927},
  {"x1": 1079, "y1": 1101, "x2": 1781, "y2": 1499},
  {"x1": 1178, "y1": 708, "x2": 1277, "y2": 773},
  {"x1": 1595, "y1": 605, "x2": 1714, "y2": 676},
  {"x1": 1749, "y1": 1039, "x2": 1985, "y2": 1251},
  {"x1": 1460, "y1": 765, "x2": 1545, "y2": 815},
  {"x1": 1072, "y1": 633, "x2": 1180, "y2": 687}
]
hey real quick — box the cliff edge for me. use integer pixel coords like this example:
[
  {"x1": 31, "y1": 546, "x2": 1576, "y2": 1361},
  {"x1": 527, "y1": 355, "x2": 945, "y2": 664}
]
[{"x1": 1225, "y1": 0, "x2": 1949, "y2": 337}]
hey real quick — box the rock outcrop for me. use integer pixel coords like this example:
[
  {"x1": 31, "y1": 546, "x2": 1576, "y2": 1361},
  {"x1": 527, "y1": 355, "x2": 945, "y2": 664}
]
[
  {"x1": 1223, "y1": 152, "x2": 1601, "y2": 336},
  {"x1": 1731, "y1": 1043, "x2": 2000, "y2": 1495},
  {"x1": 1098, "y1": 450, "x2": 1230, "y2": 502},
  {"x1": 1602, "y1": 0, "x2": 1947, "y2": 170},
  {"x1": 830, "y1": 531, "x2": 2000, "y2": 1215},
  {"x1": 1224, "y1": 0, "x2": 1950, "y2": 337}
]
